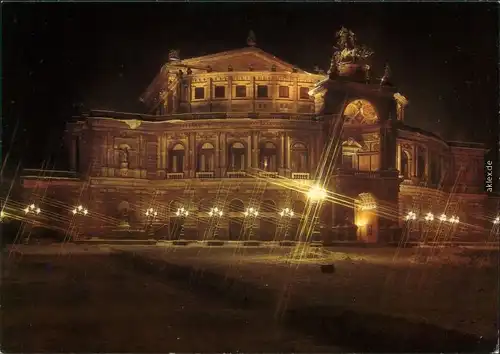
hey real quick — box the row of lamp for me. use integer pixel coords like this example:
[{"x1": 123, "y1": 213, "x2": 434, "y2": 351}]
[{"x1": 406, "y1": 211, "x2": 459, "y2": 224}]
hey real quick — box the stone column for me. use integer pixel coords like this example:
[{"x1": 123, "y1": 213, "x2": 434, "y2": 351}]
[
  {"x1": 412, "y1": 144, "x2": 418, "y2": 177},
  {"x1": 252, "y1": 132, "x2": 259, "y2": 168},
  {"x1": 163, "y1": 135, "x2": 169, "y2": 173},
  {"x1": 247, "y1": 135, "x2": 252, "y2": 169},
  {"x1": 228, "y1": 75, "x2": 233, "y2": 112},
  {"x1": 379, "y1": 124, "x2": 387, "y2": 171},
  {"x1": 220, "y1": 133, "x2": 227, "y2": 176},
  {"x1": 396, "y1": 142, "x2": 401, "y2": 175},
  {"x1": 189, "y1": 133, "x2": 196, "y2": 177},
  {"x1": 278, "y1": 133, "x2": 286, "y2": 176},
  {"x1": 285, "y1": 133, "x2": 292, "y2": 176},
  {"x1": 215, "y1": 132, "x2": 221, "y2": 177}
]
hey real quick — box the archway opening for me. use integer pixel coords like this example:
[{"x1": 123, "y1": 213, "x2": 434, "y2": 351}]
[
  {"x1": 228, "y1": 142, "x2": 246, "y2": 171},
  {"x1": 170, "y1": 143, "x2": 185, "y2": 173},
  {"x1": 259, "y1": 142, "x2": 278, "y2": 172},
  {"x1": 355, "y1": 193, "x2": 378, "y2": 242},
  {"x1": 291, "y1": 143, "x2": 309, "y2": 173},
  {"x1": 198, "y1": 142, "x2": 215, "y2": 172}
]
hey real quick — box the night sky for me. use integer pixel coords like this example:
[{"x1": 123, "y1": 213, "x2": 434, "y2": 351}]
[{"x1": 2, "y1": 3, "x2": 499, "y2": 171}]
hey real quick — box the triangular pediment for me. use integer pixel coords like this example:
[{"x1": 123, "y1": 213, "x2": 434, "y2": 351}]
[{"x1": 172, "y1": 47, "x2": 304, "y2": 73}]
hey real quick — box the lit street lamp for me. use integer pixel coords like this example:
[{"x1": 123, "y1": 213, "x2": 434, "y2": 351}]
[
  {"x1": 306, "y1": 185, "x2": 327, "y2": 202},
  {"x1": 174, "y1": 207, "x2": 189, "y2": 240},
  {"x1": 494, "y1": 216, "x2": 500, "y2": 225},
  {"x1": 243, "y1": 207, "x2": 258, "y2": 240},
  {"x1": 279, "y1": 208, "x2": 294, "y2": 218},
  {"x1": 439, "y1": 214, "x2": 447, "y2": 222},
  {"x1": 424, "y1": 212, "x2": 434, "y2": 222},
  {"x1": 208, "y1": 207, "x2": 223, "y2": 217},
  {"x1": 72, "y1": 205, "x2": 89, "y2": 216},
  {"x1": 24, "y1": 204, "x2": 41, "y2": 215},
  {"x1": 175, "y1": 207, "x2": 189, "y2": 217},
  {"x1": 145, "y1": 208, "x2": 158, "y2": 237},
  {"x1": 280, "y1": 208, "x2": 294, "y2": 240},
  {"x1": 208, "y1": 207, "x2": 223, "y2": 239},
  {"x1": 244, "y1": 207, "x2": 258, "y2": 217},
  {"x1": 405, "y1": 211, "x2": 417, "y2": 221},
  {"x1": 145, "y1": 208, "x2": 158, "y2": 218},
  {"x1": 449, "y1": 215, "x2": 460, "y2": 224}
]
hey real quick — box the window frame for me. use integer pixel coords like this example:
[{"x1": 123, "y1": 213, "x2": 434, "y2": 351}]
[
  {"x1": 194, "y1": 87, "x2": 205, "y2": 100},
  {"x1": 278, "y1": 85, "x2": 290, "y2": 98},
  {"x1": 214, "y1": 85, "x2": 225, "y2": 99},
  {"x1": 299, "y1": 87, "x2": 310, "y2": 100},
  {"x1": 235, "y1": 85, "x2": 247, "y2": 98},
  {"x1": 256, "y1": 85, "x2": 269, "y2": 98}
]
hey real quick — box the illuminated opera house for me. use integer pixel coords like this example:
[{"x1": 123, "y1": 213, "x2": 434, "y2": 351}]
[{"x1": 21, "y1": 29, "x2": 495, "y2": 243}]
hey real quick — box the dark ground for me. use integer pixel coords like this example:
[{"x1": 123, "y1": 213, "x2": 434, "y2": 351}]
[
  {"x1": 1, "y1": 244, "x2": 498, "y2": 353},
  {"x1": 1, "y1": 249, "x2": 339, "y2": 353}
]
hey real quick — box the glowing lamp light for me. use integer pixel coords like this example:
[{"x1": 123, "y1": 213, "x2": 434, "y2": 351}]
[
  {"x1": 208, "y1": 207, "x2": 223, "y2": 217},
  {"x1": 73, "y1": 205, "x2": 88, "y2": 216},
  {"x1": 493, "y1": 216, "x2": 500, "y2": 225},
  {"x1": 405, "y1": 211, "x2": 417, "y2": 221},
  {"x1": 25, "y1": 204, "x2": 41, "y2": 215},
  {"x1": 145, "y1": 208, "x2": 158, "y2": 217},
  {"x1": 439, "y1": 214, "x2": 447, "y2": 222},
  {"x1": 176, "y1": 207, "x2": 189, "y2": 217},
  {"x1": 244, "y1": 207, "x2": 258, "y2": 217},
  {"x1": 307, "y1": 185, "x2": 327, "y2": 202},
  {"x1": 424, "y1": 212, "x2": 434, "y2": 222},
  {"x1": 280, "y1": 208, "x2": 294, "y2": 217},
  {"x1": 449, "y1": 215, "x2": 459, "y2": 224}
]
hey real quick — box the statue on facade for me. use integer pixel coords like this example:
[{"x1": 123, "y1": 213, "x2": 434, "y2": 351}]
[
  {"x1": 168, "y1": 49, "x2": 180, "y2": 62},
  {"x1": 119, "y1": 146, "x2": 129, "y2": 169},
  {"x1": 331, "y1": 27, "x2": 374, "y2": 66},
  {"x1": 380, "y1": 63, "x2": 392, "y2": 86},
  {"x1": 247, "y1": 30, "x2": 257, "y2": 47}
]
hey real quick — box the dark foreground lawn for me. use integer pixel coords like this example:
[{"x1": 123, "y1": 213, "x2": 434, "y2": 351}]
[
  {"x1": 1, "y1": 249, "x2": 339, "y2": 353},
  {"x1": 2, "y1": 244, "x2": 497, "y2": 353}
]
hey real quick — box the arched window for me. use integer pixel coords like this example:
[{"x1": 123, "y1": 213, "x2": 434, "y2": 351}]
[
  {"x1": 259, "y1": 142, "x2": 278, "y2": 171},
  {"x1": 291, "y1": 143, "x2": 309, "y2": 173},
  {"x1": 401, "y1": 151, "x2": 410, "y2": 179},
  {"x1": 198, "y1": 142, "x2": 215, "y2": 172},
  {"x1": 343, "y1": 99, "x2": 379, "y2": 125},
  {"x1": 228, "y1": 142, "x2": 246, "y2": 171},
  {"x1": 169, "y1": 143, "x2": 185, "y2": 173}
]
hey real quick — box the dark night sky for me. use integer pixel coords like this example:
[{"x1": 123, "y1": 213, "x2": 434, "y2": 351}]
[{"x1": 2, "y1": 3, "x2": 499, "y2": 170}]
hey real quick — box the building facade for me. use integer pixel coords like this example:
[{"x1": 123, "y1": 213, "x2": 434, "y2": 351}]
[{"x1": 21, "y1": 42, "x2": 494, "y2": 243}]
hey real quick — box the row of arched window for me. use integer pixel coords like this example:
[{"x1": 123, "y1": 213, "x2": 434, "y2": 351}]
[{"x1": 168, "y1": 141, "x2": 309, "y2": 173}]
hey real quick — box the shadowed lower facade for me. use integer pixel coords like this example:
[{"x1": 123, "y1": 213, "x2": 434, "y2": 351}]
[{"x1": 21, "y1": 37, "x2": 497, "y2": 243}]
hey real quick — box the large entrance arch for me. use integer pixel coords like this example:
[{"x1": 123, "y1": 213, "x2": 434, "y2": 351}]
[
  {"x1": 228, "y1": 199, "x2": 244, "y2": 240},
  {"x1": 355, "y1": 193, "x2": 378, "y2": 242},
  {"x1": 260, "y1": 199, "x2": 277, "y2": 241}
]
